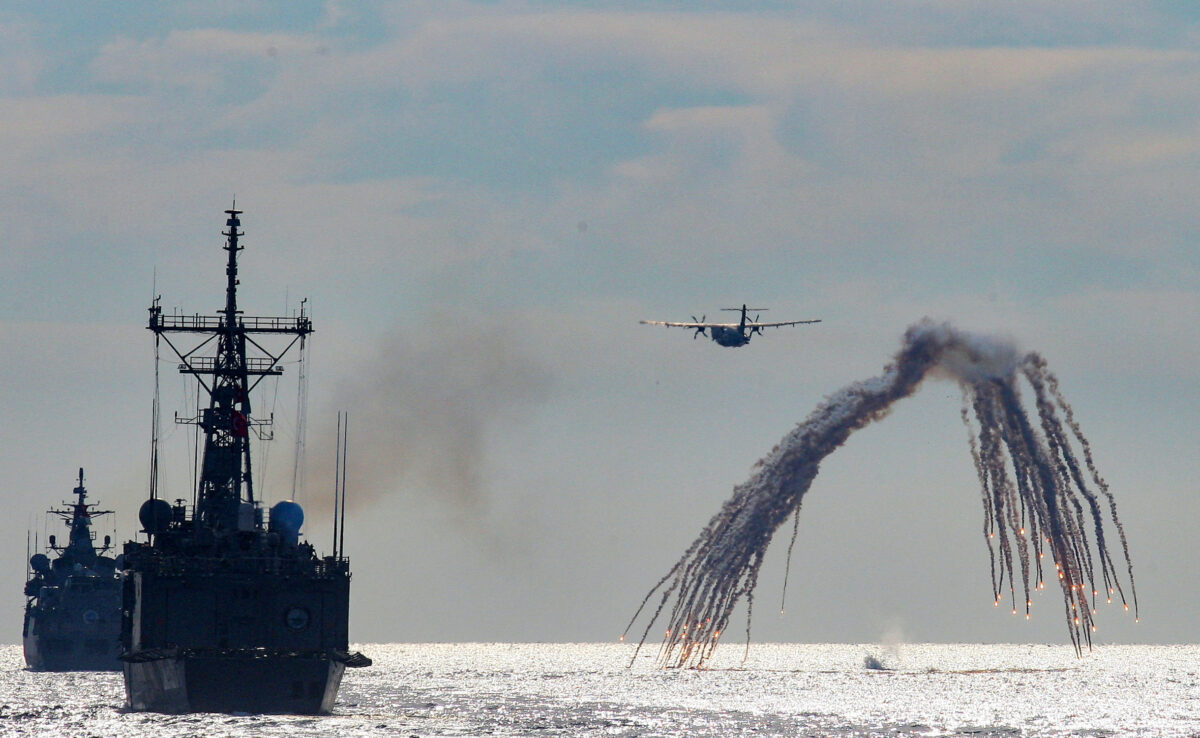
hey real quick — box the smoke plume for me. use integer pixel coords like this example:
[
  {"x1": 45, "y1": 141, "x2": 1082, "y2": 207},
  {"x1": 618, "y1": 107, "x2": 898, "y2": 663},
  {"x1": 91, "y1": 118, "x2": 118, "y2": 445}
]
[
  {"x1": 624, "y1": 319, "x2": 1137, "y2": 668},
  {"x1": 301, "y1": 316, "x2": 553, "y2": 517}
]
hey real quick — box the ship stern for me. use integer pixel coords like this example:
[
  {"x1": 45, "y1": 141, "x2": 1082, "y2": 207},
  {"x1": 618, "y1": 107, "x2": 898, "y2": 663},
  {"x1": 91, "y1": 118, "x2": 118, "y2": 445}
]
[{"x1": 123, "y1": 648, "x2": 355, "y2": 714}]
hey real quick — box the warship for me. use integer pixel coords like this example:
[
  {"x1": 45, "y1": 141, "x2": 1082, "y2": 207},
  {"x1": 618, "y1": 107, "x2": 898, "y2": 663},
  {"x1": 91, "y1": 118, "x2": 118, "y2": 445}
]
[
  {"x1": 120, "y1": 206, "x2": 370, "y2": 713},
  {"x1": 23, "y1": 468, "x2": 122, "y2": 671}
]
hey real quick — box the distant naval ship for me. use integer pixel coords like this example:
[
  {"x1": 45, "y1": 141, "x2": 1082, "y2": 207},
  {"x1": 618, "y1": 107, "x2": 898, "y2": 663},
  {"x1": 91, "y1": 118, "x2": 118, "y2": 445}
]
[
  {"x1": 23, "y1": 468, "x2": 122, "y2": 671},
  {"x1": 119, "y1": 206, "x2": 370, "y2": 713}
]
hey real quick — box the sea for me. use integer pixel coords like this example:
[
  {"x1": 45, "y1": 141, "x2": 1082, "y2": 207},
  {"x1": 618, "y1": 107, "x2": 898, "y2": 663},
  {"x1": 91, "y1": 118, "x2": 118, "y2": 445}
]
[{"x1": 2, "y1": 642, "x2": 1197, "y2": 737}]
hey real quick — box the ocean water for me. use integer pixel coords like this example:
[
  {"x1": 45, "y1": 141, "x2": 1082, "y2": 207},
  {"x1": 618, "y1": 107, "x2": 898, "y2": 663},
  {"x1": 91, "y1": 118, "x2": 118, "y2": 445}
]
[{"x1": 2, "y1": 642, "x2": 1197, "y2": 737}]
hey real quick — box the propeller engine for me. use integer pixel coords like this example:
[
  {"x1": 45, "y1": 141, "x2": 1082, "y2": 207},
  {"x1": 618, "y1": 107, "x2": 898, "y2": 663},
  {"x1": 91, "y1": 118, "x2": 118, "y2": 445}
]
[{"x1": 691, "y1": 315, "x2": 706, "y2": 339}]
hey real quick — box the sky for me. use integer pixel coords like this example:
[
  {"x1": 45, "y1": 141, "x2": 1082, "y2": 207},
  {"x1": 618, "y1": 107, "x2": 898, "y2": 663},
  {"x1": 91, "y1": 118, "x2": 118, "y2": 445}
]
[{"x1": 2, "y1": 1, "x2": 1198, "y2": 649}]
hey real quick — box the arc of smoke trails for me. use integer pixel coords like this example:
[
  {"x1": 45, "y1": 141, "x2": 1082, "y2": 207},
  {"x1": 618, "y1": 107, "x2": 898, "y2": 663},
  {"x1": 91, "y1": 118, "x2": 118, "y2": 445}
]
[{"x1": 623, "y1": 319, "x2": 1137, "y2": 668}]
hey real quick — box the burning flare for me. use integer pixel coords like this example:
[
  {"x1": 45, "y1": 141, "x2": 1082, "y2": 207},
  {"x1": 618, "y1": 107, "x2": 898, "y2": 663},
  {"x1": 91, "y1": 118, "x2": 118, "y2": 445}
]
[{"x1": 624, "y1": 319, "x2": 1137, "y2": 668}]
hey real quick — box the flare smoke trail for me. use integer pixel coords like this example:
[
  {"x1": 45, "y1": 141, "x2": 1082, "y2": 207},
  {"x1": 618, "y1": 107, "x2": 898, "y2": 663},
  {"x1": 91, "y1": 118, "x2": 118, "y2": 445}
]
[{"x1": 624, "y1": 319, "x2": 1137, "y2": 668}]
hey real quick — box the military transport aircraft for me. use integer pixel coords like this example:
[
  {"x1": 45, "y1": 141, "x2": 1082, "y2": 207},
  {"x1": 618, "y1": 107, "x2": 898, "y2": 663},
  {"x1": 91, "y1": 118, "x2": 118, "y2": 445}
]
[{"x1": 640, "y1": 304, "x2": 820, "y2": 348}]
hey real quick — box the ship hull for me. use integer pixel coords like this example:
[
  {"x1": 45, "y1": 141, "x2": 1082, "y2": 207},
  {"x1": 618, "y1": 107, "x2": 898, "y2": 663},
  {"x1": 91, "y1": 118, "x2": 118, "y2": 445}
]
[
  {"x1": 23, "y1": 591, "x2": 122, "y2": 672},
  {"x1": 23, "y1": 631, "x2": 122, "y2": 672},
  {"x1": 123, "y1": 649, "x2": 346, "y2": 714}
]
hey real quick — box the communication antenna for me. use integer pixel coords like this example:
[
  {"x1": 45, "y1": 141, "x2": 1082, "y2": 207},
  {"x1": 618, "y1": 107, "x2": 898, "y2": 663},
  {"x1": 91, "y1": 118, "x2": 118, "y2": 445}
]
[
  {"x1": 192, "y1": 381, "x2": 201, "y2": 510},
  {"x1": 149, "y1": 295, "x2": 162, "y2": 502},
  {"x1": 291, "y1": 298, "x2": 310, "y2": 501},
  {"x1": 338, "y1": 412, "x2": 349, "y2": 560},
  {"x1": 332, "y1": 411, "x2": 343, "y2": 560}
]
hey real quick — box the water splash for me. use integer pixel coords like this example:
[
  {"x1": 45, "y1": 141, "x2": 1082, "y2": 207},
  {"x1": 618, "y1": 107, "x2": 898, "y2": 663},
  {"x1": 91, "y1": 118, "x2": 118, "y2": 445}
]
[{"x1": 624, "y1": 319, "x2": 1137, "y2": 668}]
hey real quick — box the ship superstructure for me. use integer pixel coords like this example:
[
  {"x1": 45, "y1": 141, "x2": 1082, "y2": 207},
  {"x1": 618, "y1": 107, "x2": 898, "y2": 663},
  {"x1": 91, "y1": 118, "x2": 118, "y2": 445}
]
[
  {"x1": 23, "y1": 468, "x2": 122, "y2": 671},
  {"x1": 120, "y1": 207, "x2": 369, "y2": 714}
]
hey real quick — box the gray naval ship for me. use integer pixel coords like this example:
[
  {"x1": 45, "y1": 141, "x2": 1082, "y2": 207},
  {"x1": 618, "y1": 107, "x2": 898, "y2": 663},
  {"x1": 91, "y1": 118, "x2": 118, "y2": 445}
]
[
  {"x1": 119, "y1": 206, "x2": 370, "y2": 713},
  {"x1": 23, "y1": 468, "x2": 122, "y2": 671}
]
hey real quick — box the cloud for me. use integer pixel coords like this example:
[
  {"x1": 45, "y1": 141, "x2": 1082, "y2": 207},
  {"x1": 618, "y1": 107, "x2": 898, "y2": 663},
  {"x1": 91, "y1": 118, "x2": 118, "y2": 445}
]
[
  {"x1": 0, "y1": 19, "x2": 42, "y2": 94},
  {"x1": 91, "y1": 29, "x2": 321, "y2": 91},
  {"x1": 13, "y1": 6, "x2": 1197, "y2": 276}
]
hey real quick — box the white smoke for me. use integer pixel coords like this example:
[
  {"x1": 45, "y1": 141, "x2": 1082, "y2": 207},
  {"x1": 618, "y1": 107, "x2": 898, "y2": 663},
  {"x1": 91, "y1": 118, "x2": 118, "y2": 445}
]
[
  {"x1": 626, "y1": 319, "x2": 1136, "y2": 668},
  {"x1": 915, "y1": 321, "x2": 1021, "y2": 384}
]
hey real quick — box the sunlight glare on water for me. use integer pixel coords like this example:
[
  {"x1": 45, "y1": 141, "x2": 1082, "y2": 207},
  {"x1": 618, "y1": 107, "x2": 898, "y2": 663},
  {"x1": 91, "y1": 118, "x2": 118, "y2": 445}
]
[{"x1": 2, "y1": 643, "x2": 1197, "y2": 737}]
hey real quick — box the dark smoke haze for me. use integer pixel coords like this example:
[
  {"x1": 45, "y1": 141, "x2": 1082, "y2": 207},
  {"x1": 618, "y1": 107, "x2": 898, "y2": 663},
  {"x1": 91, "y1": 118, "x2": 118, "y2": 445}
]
[
  {"x1": 625, "y1": 319, "x2": 1137, "y2": 668},
  {"x1": 299, "y1": 316, "x2": 553, "y2": 519}
]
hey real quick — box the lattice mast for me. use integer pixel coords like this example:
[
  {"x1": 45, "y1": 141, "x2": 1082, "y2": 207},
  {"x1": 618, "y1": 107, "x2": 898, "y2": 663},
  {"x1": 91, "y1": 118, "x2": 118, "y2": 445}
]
[{"x1": 148, "y1": 207, "x2": 312, "y2": 531}]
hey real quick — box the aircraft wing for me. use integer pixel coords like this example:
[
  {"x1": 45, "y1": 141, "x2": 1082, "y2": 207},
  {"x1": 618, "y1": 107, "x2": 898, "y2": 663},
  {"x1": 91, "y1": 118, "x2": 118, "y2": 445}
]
[
  {"x1": 639, "y1": 320, "x2": 741, "y2": 329},
  {"x1": 750, "y1": 319, "x2": 822, "y2": 328}
]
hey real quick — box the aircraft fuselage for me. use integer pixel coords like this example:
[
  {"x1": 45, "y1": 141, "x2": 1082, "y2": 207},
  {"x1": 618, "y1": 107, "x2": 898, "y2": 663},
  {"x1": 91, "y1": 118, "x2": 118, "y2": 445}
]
[{"x1": 709, "y1": 326, "x2": 750, "y2": 347}]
